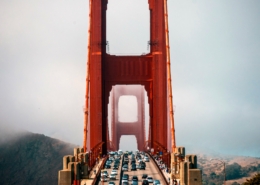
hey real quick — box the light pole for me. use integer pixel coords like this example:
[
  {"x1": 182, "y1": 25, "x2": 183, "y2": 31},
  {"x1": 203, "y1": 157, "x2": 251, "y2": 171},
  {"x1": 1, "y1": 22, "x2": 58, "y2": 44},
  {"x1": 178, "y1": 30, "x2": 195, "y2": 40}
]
[{"x1": 210, "y1": 158, "x2": 226, "y2": 185}]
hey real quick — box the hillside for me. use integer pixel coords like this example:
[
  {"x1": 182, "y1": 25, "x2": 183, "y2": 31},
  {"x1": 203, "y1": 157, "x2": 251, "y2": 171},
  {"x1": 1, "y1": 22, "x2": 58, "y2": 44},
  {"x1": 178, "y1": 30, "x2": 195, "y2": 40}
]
[
  {"x1": 0, "y1": 131, "x2": 76, "y2": 185},
  {"x1": 0, "y1": 131, "x2": 259, "y2": 185},
  {"x1": 197, "y1": 153, "x2": 260, "y2": 185}
]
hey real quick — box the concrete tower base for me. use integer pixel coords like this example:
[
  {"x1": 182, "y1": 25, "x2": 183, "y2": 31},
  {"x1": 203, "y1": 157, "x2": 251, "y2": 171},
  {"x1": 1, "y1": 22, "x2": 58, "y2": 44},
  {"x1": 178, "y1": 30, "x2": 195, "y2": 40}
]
[
  {"x1": 58, "y1": 147, "x2": 89, "y2": 185},
  {"x1": 171, "y1": 147, "x2": 202, "y2": 185}
]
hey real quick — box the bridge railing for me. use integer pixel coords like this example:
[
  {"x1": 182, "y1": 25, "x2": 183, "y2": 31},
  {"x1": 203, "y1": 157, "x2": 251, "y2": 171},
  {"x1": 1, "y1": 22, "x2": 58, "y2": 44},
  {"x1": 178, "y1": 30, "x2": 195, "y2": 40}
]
[
  {"x1": 91, "y1": 155, "x2": 108, "y2": 185},
  {"x1": 146, "y1": 152, "x2": 170, "y2": 184}
]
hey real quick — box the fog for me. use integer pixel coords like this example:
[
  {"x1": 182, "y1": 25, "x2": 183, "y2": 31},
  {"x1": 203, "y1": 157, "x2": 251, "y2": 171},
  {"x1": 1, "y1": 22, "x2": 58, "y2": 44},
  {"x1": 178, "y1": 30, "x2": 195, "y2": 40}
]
[{"x1": 1, "y1": 0, "x2": 260, "y2": 157}]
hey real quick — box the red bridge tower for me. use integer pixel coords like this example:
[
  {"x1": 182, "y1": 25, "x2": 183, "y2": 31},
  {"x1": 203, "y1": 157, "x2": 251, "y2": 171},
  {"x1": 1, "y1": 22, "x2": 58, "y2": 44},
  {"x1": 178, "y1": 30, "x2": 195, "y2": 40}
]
[{"x1": 83, "y1": 0, "x2": 175, "y2": 161}]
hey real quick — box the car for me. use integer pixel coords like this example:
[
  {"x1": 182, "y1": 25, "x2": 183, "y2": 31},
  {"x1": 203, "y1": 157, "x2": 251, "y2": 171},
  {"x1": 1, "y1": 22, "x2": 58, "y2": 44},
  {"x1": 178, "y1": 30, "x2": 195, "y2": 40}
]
[
  {"x1": 142, "y1": 180, "x2": 149, "y2": 185},
  {"x1": 100, "y1": 176, "x2": 108, "y2": 182},
  {"x1": 144, "y1": 157, "x2": 150, "y2": 162},
  {"x1": 106, "y1": 160, "x2": 112, "y2": 165},
  {"x1": 131, "y1": 165, "x2": 137, "y2": 171},
  {"x1": 109, "y1": 174, "x2": 116, "y2": 180},
  {"x1": 139, "y1": 164, "x2": 146, "y2": 170},
  {"x1": 132, "y1": 175, "x2": 138, "y2": 181},
  {"x1": 122, "y1": 176, "x2": 128, "y2": 183},
  {"x1": 122, "y1": 164, "x2": 128, "y2": 171},
  {"x1": 137, "y1": 158, "x2": 143, "y2": 163},
  {"x1": 142, "y1": 174, "x2": 148, "y2": 179},
  {"x1": 105, "y1": 164, "x2": 111, "y2": 169},
  {"x1": 122, "y1": 179, "x2": 128, "y2": 183},
  {"x1": 101, "y1": 170, "x2": 108, "y2": 177},
  {"x1": 131, "y1": 164, "x2": 136, "y2": 171},
  {"x1": 114, "y1": 161, "x2": 119, "y2": 165},
  {"x1": 131, "y1": 175, "x2": 138, "y2": 184},
  {"x1": 113, "y1": 165, "x2": 119, "y2": 170},
  {"x1": 108, "y1": 182, "x2": 115, "y2": 185},
  {"x1": 140, "y1": 161, "x2": 146, "y2": 167},
  {"x1": 109, "y1": 151, "x2": 115, "y2": 155},
  {"x1": 153, "y1": 180, "x2": 161, "y2": 185},
  {"x1": 114, "y1": 159, "x2": 120, "y2": 163},
  {"x1": 122, "y1": 182, "x2": 129, "y2": 185},
  {"x1": 123, "y1": 174, "x2": 129, "y2": 180},
  {"x1": 111, "y1": 170, "x2": 118, "y2": 175},
  {"x1": 147, "y1": 176, "x2": 153, "y2": 183}
]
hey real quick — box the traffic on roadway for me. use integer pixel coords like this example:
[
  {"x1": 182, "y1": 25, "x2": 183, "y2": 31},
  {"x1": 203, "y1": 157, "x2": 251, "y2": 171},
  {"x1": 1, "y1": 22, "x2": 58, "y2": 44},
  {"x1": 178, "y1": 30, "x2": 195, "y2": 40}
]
[{"x1": 98, "y1": 150, "x2": 166, "y2": 185}]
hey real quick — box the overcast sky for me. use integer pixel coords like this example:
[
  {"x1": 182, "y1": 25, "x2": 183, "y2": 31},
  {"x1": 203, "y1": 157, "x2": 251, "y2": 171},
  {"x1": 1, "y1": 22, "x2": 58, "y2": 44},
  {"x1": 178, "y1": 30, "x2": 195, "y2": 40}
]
[{"x1": 1, "y1": 0, "x2": 260, "y2": 157}]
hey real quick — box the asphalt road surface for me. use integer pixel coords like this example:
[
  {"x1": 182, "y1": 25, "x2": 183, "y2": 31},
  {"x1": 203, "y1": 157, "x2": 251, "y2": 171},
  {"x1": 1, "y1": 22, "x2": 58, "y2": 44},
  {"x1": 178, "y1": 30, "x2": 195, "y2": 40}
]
[{"x1": 98, "y1": 152, "x2": 166, "y2": 185}]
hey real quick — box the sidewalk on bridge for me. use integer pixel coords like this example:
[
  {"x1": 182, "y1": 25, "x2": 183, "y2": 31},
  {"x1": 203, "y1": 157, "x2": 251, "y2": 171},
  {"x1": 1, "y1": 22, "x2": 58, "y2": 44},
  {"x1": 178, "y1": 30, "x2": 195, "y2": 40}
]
[
  {"x1": 81, "y1": 158, "x2": 104, "y2": 185},
  {"x1": 162, "y1": 168, "x2": 172, "y2": 184}
]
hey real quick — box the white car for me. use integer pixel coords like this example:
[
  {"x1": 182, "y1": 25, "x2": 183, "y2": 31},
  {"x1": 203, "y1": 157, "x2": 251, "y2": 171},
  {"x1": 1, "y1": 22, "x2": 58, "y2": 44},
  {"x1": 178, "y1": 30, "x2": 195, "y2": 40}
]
[
  {"x1": 109, "y1": 174, "x2": 116, "y2": 180},
  {"x1": 144, "y1": 157, "x2": 150, "y2": 162},
  {"x1": 111, "y1": 170, "x2": 118, "y2": 175},
  {"x1": 137, "y1": 158, "x2": 143, "y2": 163},
  {"x1": 122, "y1": 177, "x2": 128, "y2": 183},
  {"x1": 147, "y1": 176, "x2": 153, "y2": 183},
  {"x1": 122, "y1": 165, "x2": 128, "y2": 171},
  {"x1": 101, "y1": 170, "x2": 108, "y2": 177}
]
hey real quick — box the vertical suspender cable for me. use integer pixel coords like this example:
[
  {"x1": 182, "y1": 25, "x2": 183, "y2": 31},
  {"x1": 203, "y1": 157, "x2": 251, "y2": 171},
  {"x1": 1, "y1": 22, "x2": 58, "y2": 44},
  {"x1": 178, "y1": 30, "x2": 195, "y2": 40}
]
[
  {"x1": 83, "y1": 0, "x2": 93, "y2": 153},
  {"x1": 164, "y1": 0, "x2": 176, "y2": 152}
]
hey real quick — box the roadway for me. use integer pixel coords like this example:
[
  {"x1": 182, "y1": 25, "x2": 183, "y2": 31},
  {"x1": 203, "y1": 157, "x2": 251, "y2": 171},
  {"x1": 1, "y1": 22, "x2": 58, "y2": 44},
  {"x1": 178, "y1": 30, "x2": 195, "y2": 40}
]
[{"x1": 97, "y1": 152, "x2": 167, "y2": 185}]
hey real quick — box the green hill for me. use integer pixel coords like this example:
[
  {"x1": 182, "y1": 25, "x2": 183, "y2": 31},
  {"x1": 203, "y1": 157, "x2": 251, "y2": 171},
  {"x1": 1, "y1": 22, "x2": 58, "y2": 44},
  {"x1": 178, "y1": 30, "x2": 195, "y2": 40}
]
[{"x1": 0, "y1": 131, "x2": 76, "y2": 185}]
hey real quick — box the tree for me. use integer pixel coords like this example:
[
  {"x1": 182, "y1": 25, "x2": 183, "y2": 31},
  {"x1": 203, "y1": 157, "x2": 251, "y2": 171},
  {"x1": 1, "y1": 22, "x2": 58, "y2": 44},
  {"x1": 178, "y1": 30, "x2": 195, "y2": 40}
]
[
  {"x1": 210, "y1": 172, "x2": 217, "y2": 179},
  {"x1": 243, "y1": 173, "x2": 260, "y2": 185},
  {"x1": 226, "y1": 163, "x2": 242, "y2": 180}
]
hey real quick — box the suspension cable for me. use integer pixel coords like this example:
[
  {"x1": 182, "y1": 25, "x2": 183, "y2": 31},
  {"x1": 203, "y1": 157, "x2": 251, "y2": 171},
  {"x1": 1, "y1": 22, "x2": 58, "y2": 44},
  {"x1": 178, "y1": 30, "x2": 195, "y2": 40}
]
[
  {"x1": 164, "y1": 0, "x2": 176, "y2": 152},
  {"x1": 83, "y1": 0, "x2": 93, "y2": 152}
]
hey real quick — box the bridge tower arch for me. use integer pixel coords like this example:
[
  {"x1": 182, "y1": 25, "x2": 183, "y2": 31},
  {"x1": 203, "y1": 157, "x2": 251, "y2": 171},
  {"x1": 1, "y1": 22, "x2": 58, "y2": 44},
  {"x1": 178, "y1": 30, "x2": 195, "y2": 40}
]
[{"x1": 110, "y1": 85, "x2": 145, "y2": 151}]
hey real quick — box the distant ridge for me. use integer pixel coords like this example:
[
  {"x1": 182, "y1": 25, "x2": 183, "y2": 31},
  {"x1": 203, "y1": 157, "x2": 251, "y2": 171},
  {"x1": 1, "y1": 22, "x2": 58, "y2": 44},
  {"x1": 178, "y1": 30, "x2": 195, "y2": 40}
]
[{"x1": 0, "y1": 131, "x2": 76, "y2": 185}]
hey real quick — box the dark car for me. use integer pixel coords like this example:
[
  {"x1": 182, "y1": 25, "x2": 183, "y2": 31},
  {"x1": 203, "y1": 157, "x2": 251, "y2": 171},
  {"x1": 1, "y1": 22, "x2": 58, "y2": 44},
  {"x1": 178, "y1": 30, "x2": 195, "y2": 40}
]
[
  {"x1": 132, "y1": 175, "x2": 138, "y2": 181},
  {"x1": 131, "y1": 163, "x2": 137, "y2": 171},
  {"x1": 113, "y1": 165, "x2": 119, "y2": 170},
  {"x1": 142, "y1": 180, "x2": 149, "y2": 185},
  {"x1": 142, "y1": 174, "x2": 148, "y2": 179},
  {"x1": 139, "y1": 164, "x2": 145, "y2": 170},
  {"x1": 140, "y1": 161, "x2": 146, "y2": 167},
  {"x1": 131, "y1": 165, "x2": 137, "y2": 171},
  {"x1": 123, "y1": 174, "x2": 129, "y2": 179},
  {"x1": 132, "y1": 177, "x2": 138, "y2": 185}
]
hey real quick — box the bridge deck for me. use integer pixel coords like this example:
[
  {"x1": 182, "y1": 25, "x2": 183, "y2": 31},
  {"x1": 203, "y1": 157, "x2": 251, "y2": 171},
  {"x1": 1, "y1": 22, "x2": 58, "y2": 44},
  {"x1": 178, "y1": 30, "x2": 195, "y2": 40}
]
[{"x1": 93, "y1": 153, "x2": 169, "y2": 185}]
